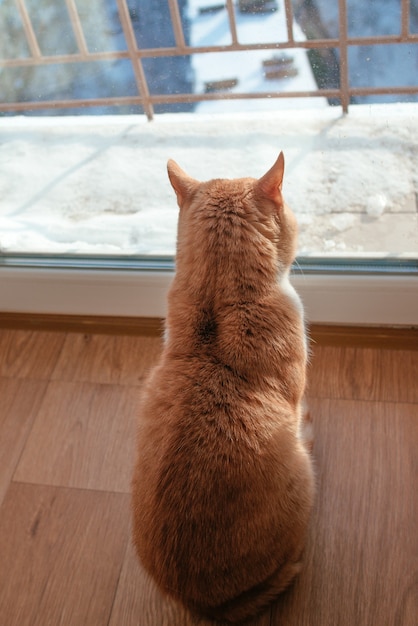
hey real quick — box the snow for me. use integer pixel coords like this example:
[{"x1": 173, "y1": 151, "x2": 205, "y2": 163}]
[
  {"x1": 0, "y1": 104, "x2": 417, "y2": 258},
  {"x1": 366, "y1": 194, "x2": 387, "y2": 218}
]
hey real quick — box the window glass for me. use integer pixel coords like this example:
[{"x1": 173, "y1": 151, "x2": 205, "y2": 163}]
[{"x1": 0, "y1": 0, "x2": 417, "y2": 266}]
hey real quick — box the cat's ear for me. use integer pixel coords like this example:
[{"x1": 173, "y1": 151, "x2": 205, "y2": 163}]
[
  {"x1": 167, "y1": 159, "x2": 199, "y2": 207},
  {"x1": 257, "y1": 152, "x2": 285, "y2": 204}
]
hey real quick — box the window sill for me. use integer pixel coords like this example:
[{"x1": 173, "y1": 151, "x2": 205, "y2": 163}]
[{"x1": 1, "y1": 265, "x2": 416, "y2": 326}]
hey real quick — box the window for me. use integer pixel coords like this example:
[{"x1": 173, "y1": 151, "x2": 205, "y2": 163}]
[{"x1": 0, "y1": 0, "x2": 417, "y2": 323}]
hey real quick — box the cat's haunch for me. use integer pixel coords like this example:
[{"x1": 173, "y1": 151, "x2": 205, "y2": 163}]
[{"x1": 132, "y1": 154, "x2": 315, "y2": 623}]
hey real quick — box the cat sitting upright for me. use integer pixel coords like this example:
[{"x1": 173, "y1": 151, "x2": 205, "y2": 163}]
[{"x1": 132, "y1": 153, "x2": 315, "y2": 623}]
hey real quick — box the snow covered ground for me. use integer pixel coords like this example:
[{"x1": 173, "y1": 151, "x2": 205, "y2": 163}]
[{"x1": 0, "y1": 105, "x2": 417, "y2": 258}]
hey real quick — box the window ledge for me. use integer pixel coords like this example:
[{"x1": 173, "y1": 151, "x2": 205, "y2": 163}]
[{"x1": 0, "y1": 266, "x2": 417, "y2": 326}]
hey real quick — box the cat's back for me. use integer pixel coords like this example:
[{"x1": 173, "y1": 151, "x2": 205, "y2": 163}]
[
  {"x1": 132, "y1": 349, "x2": 313, "y2": 621},
  {"x1": 133, "y1": 352, "x2": 307, "y2": 572},
  {"x1": 132, "y1": 155, "x2": 314, "y2": 623}
]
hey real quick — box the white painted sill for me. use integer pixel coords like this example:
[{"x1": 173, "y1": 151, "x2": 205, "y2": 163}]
[{"x1": 1, "y1": 267, "x2": 417, "y2": 326}]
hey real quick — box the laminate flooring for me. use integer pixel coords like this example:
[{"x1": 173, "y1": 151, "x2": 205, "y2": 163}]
[{"x1": 0, "y1": 329, "x2": 416, "y2": 625}]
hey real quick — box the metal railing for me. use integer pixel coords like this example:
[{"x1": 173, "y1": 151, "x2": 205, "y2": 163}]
[{"x1": 0, "y1": 0, "x2": 417, "y2": 120}]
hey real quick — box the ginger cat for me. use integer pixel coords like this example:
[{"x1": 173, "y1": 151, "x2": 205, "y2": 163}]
[{"x1": 132, "y1": 153, "x2": 315, "y2": 623}]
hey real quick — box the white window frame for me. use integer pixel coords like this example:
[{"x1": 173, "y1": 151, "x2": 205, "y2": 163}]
[{"x1": 1, "y1": 266, "x2": 416, "y2": 326}]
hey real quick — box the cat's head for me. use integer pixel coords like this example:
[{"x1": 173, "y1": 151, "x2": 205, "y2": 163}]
[{"x1": 167, "y1": 153, "x2": 298, "y2": 275}]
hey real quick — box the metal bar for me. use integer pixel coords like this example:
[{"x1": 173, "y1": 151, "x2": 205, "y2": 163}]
[
  {"x1": 15, "y1": 0, "x2": 41, "y2": 58},
  {"x1": 283, "y1": 0, "x2": 295, "y2": 44},
  {"x1": 350, "y1": 85, "x2": 418, "y2": 96},
  {"x1": 2, "y1": 79, "x2": 418, "y2": 113},
  {"x1": 0, "y1": 0, "x2": 417, "y2": 115},
  {"x1": 0, "y1": 50, "x2": 130, "y2": 68},
  {"x1": 2, "y1": 33, "x2": 418, "y2": 68},
  {"x1": 152, "y1": 89, "x2": 345, "y2": 102},
  {"x1": 3, "y1": 75, "x2": 417, "y2": 113},
  {"x1": 338, "y1": 0, "x2": 350, "y2": 112},
  {"x1": 0, "y1": 90, "x2": 341, "y2": 113},
  {"x1": 225, "y1": 0, "x2": 239, "y2": 45},
  {"x1": 0, "y1": 40, "x2": 342, "y2": 69},
  {"x1": 401, "y1": 0, "x2": 410, "y2": 39},
  {"x1": 167, "y1": 0, "x2": 186, "y2": 49},
  {"x1": 65, "y1": 0, "x2": 89, "y2": 56},
  {"x1": 347, "y1": 33, "x2": 418, "y2": 45},
  {"x1": 116, "y1": 0, "x2": 154, "y2": 120},
  {"x1": 0, "y1": 97, "x2": 143, "y2": 112}
]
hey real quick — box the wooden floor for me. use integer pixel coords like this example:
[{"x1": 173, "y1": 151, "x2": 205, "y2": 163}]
[{"x1": 0, "y1": 328, "x2": 416, "y2": 626}]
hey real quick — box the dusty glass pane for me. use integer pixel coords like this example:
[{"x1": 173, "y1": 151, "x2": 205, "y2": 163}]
[
  {"x1": 0, "y1": 61, "x2": 142, "y2": 115},
  {"x1": 72, "y1": 0, "x2": 128, "y2": 53},
  {"x1": 0, "y1": 0, "x2": 31, "y2": 58},
  {"x1": 292, "y1": 0, "x2": 339, "y2": 39},
  {"x1": 24, "y1": 0, "x2": 78, "y2": 55},
  {"x1": 349, "y1": 44, "x2": 418, "y2": 104},
  {"x1": 413, "y1": 0, "x2": 418, "y2": 34},
  {"x1": 346, "y1": 0, "x2": 401, "y2": 38}
]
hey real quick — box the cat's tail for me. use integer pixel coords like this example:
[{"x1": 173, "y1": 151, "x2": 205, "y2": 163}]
[{"x1": 195, "y1": 559, "x2": 302, "y2": 624}]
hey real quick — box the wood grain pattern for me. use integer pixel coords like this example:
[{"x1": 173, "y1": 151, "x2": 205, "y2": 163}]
[
  {"x1": 14, "y1": 381, "x2": 141, "y2": 493},
  {"x1": 109, "y1": 539, "x2": 272, "y2": 626},
  {"x1": 309, "y1": 324, "x2": 418, "y2": 350},
  {"x1": 0, "y1": 312, "x2": 165, "y2": 338},
  {"x1": 0, "y1": 483, "x2": 130, "y2": 626},
  {"x1": 308, "y1": 345, "x2": 418, "y2": 403},
  {"x1": 0, "y1": 378, "x2": 47, "y2": 505},
  {"x1": 0, "y1": 330, "x2": 416, "y2": 626},
  {"x1": 0, "y1": 329, "x2": 65, "y2": 379},
  {"x1": 2, "y1": 313, "x2": 418, "y2": 350},
  {"x1": 51, "y1": 333, "x2": 163, "y2": 385},
  {"x1": 270, "y1": 399, "x2": 418, "y2": 626}
]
